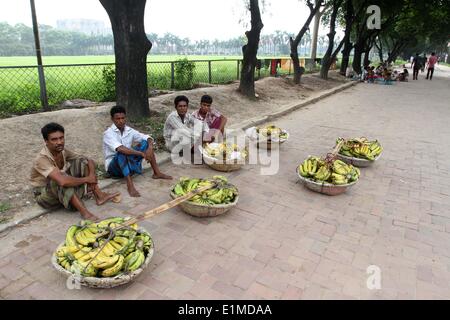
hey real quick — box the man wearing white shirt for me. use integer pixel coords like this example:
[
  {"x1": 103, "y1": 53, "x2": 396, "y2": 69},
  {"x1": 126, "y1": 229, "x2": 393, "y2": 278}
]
[{"x1": 103, "y1": 106, "x2": 172, "y2": 197}]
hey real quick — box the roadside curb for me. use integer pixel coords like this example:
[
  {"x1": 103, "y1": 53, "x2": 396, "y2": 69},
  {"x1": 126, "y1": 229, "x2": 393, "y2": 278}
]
[{"x1": 0, "y1": 79, "x2": 358, "y2": 235}]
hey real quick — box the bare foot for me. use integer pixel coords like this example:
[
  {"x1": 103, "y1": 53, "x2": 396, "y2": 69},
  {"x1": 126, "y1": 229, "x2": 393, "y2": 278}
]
[
  {"x1": 95, "y1": 191, "x2": 121, "y2": 206},
  {"x1": 128, "y1": 186, "x2": 141, "y2": 197},
  {"x1": 152, "y1": 172, "x2": 173, "y2": 180}
]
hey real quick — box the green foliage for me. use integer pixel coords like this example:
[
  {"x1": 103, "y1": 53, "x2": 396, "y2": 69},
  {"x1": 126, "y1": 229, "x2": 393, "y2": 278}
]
[
  {"x1": 174, "y1": 58, "x2": 195, "y2": 90},
  {"x1": 129, "y1": 112, "x2": 167, "y2": 152},
  {"x1": 0, "y1": 202, "x2": 11, "y2": 213},
  {"x1": 101, "y1": 65, "x2": 116, "y2": 101}
]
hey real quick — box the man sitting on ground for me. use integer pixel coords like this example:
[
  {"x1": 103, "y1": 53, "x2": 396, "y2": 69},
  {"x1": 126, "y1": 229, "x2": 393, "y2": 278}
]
[
  {"x1": 31, "y1": 123, "x2": 120, "y2": 220},
  {"x1": 103, "y1": 106, "x2": 172, "y2": 198},
  {"x1": 192, "y1": 94, "x2": 227, "y2": 142},
  {"x1": 164, "y1": 95, "x2": 209, "y2": 158}
]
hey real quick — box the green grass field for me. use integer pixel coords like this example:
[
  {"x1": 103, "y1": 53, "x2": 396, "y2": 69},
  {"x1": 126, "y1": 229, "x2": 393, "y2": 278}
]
[
  {"x1": 0, "y1": 55, "x2": 294, "y2": 67},
  {"x1": 0, "y1": 55, "x2": 304, "y2": 117}
]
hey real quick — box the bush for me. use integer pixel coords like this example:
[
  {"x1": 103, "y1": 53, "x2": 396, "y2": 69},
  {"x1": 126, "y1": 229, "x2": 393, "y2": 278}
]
[
  {"x1": 102, "y1": 65, "x2": 116, "y2": 101},
  {"x1": 174, "y1": 58, "x2": 195, "y2": 90}
]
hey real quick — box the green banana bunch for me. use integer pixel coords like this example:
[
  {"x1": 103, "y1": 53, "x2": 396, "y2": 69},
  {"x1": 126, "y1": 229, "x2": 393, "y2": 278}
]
[
  {"x1": 70, "y1": 260, "x2": 97, "y2": 277},
  {"x1": 338, "y1": 138, "x2": 382, "y2": 160},
  {"x1": 172, "y1": 176, "x2": 238, "y2": 205},
  {"x1": 124, "y1": 250, "x2": 145, "y2": 272}
]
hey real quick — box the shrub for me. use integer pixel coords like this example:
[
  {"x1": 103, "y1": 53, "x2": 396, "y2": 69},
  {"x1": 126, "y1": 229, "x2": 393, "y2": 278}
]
[{"x1": 174, "y1": 58, "x2": 195, "y2": 90}]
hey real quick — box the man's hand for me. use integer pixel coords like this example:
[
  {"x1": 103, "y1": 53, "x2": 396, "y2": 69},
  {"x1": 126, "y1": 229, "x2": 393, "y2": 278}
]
[{"x1": 85, "y1": 174, "x2": 98, "y2": 185}]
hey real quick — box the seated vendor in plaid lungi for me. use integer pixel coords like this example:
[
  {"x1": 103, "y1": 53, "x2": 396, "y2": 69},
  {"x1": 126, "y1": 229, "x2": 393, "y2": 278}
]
[
  {"x1": 30, "y1": 123, "x2": 120, "y2": 220},
  {"x1": 103, "y1": 106, "x2": 172, "y2": 198}
]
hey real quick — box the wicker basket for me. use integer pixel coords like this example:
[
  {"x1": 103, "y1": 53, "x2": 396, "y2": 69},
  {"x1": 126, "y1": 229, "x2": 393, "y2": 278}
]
[
  {"x1": 170, "y1": 190, "x2": 238, "y2": 217},
  {"x1": 199, "y1": 145, "x2": 244, "y2": 172},
  {"x1": 51, "y1": 228, "x2": 154, "y2": 289},
  {"x1": 336, "y1": 152, "x2": 382, "y2": 167},
  {"x1": 296, "y1": 167, "x2": 358, "y2": 196},
  {"x1": 248, "y1": 129, "x2": 289, "y2": 151}
]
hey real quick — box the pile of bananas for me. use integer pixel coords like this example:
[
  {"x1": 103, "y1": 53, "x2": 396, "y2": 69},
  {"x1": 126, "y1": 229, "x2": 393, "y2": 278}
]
[
  {"x1": 298, "y1": 156, "x2": 360, "y2": 185},
  {"x1": 338, "y1": 138, "x2": 382, "y2": 161},
  {"x1": 55, "y1": 217, "x2": 152, "y2": 278},
  {"x1": 204, "y1": 142, "x2": 247, "y2": 161},
  {"x1": 256, "y1": 124, "x2": 288, "y2": 140},
  {"x1": 172, "y1": 176, "x2": 238, "y2": 205}
]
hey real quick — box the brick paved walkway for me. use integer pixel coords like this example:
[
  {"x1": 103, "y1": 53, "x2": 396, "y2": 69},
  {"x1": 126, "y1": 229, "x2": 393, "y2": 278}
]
[{"x1": 1, "y1": 66, "x2": 450, "y2": 299}]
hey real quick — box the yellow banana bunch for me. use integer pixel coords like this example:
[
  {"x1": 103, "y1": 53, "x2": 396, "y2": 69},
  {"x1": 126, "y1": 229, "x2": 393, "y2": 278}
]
[
  {"x1": 65, "y1": 225, "x2": 79, "y2": 247},
  {"x1": 314, "y1": 165, "x2": 331, "y2": 181},
  {"x1": 91, "y1": 253, "x2": 120, "y2": 269},
  {"x1": 57, "y1": 217, "x2": 152, "y2": 278},
  {"x1": 100, "y1": 255, "x2": 125, "y2": 277}
]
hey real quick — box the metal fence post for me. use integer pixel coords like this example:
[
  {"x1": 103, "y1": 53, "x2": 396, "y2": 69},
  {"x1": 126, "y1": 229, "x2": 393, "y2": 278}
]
[
  {"x1": 208, "y1": 61, "x2": 212, "y2": 84},
  {"x1": 171, "y1": 62, "x2": 175, "y2": 89},
  {"x1": 30, "y1": 0, "x2": 49, "y2": 111},
  {"x1": 237, "y1": 60, "x2": 240, "y2": 80}
]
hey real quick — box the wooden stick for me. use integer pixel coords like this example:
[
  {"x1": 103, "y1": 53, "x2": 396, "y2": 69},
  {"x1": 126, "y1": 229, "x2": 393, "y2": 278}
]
[
  {"x1": 96, "y1": 183, "x2": 217, "y2": 238},
  {"x1": 331, "y1": 139, "x2": 345, "y2": 156}
]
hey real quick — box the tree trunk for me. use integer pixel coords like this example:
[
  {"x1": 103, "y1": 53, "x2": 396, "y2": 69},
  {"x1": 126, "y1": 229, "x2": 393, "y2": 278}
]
[
  {"x1": 320, "y1": 0, "x2": 342, "y2": 80},
  {"x1": 239, "y1": 0, "x2": 263, "y2": 98},
  {"x1": 375, "y1": 38, "x2": 383, "y2": 62},
  {"x1": 310, "y1": 0, "x2": 323, "y2": 66},
  {"x1": 352, "y1": 43, "x2": 364, "y2": 75},
  {"x1": 290, "y1": 0, "x2": 322, "y2": 84},
  {"x1": 100, "y1": 0, "x2": 151, "y2": 119},
  {"x1": 339, "y1": 37, "x2": 352, "y2": 75}
]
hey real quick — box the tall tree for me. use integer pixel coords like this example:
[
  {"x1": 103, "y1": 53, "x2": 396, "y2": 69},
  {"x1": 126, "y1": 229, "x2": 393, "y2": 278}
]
[
  {"x1": 239, "y1": 0, "x2": 264, "y2": 98},
  {"x1": 319, "y1": 0, "x2": 344, "y2": 79},
  {"x1": 310, "y1": 0, "x2": 328, "y2": 64},
  {"x1": 100, "y1": 0, "x2": 151, "y2": 119},
  {"x1": 290, "y1": 0, "x2": 323, "y2": 84}
]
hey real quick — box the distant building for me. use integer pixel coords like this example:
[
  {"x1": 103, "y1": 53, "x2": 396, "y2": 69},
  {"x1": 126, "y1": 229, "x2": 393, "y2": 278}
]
[{"x1": 56, "y1": 19, "x2": 111, "y2": 35}]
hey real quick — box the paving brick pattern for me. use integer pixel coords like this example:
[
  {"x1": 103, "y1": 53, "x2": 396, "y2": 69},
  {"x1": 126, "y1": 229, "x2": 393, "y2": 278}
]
[{"x1": 1, "y1": 68, "x2": 450, "y2": 299}]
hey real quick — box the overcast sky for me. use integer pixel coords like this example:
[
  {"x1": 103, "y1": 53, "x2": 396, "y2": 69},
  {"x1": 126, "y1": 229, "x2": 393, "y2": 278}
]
[{"x1": 0, "y1": 0, "x2": 334, "y2": 41}]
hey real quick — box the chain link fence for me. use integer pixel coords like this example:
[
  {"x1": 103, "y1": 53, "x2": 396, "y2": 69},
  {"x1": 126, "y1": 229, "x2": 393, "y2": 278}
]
[{"x1": 0, "y1": 58, "x2": 301, "y2": 116}]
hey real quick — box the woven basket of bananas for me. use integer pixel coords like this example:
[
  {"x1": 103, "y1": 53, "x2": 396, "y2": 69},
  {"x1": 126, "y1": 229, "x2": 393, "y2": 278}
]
[
  {"x1": 51, "y1": 217, "x2": 154, "y2": 288},
  {"x1": 199, "y1": 142, "x2": 246, "y2": 172},
  {"x1": 336, "y1": 138, "x2": 382, "y2": 167},
  {"x1": 245, "y1": 125, "x2": 289, "y2": 150},
  {"x1": 297, "y1": 155, "x2": 360, "y2": 196},
  {"x1": 170, "y1": 176, "x2": 239, "y2": 217}
]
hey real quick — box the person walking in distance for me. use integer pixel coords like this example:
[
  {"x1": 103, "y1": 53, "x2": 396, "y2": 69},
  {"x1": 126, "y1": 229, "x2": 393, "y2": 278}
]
[
  {"x1": 411, "y1": 53, "x2": 421, "y2": 80},
  {"x1": 426, "y1": 52, "x2": 438, "y2": 80}
]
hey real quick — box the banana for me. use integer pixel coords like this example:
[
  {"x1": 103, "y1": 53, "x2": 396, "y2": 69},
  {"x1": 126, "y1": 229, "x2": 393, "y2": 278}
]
[
  {"x1": 75, "y1": 230, "x2": 96, "y2": 246},
  {"x1": 127, "y1": 250, "x2": 145, "y2": 272},
  {"x1": 65, "y1": 225, "x2": 79, "y2": 247},
  {"x1": 97, "y1": 217, "x2": 125, "y2": 229},
  {"x1": 91, "y1": 254, "x2": 120, "y2": 269},
  {"x1": 71, "y1": 260, "x2": 97, "y2": 277},
  {"x1": 331, "y1": 173, "x2": 348, "y2": 185},
  {"x1": 174, "y1": 184, "x2": 185, "y2": 196},
  {"x1": 100, "y1": 255, "x2": 124, "y2": 277},
  {"x1": 298, "y1": 161, "x2": 308, "y2": 177}
]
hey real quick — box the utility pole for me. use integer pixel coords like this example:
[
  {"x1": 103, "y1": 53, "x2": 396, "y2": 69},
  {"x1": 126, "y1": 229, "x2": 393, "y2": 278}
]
[{"x1": 30, "y1": 0, "x2": 49, "y2": 111}]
